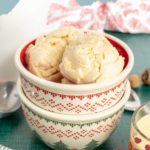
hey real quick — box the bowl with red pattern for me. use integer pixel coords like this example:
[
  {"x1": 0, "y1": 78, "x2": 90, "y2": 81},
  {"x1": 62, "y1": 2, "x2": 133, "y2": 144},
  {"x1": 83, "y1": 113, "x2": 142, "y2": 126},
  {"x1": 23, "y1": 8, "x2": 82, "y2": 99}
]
[{"x1": 15, "y1": 32, "x2": 134, "y2": 115}]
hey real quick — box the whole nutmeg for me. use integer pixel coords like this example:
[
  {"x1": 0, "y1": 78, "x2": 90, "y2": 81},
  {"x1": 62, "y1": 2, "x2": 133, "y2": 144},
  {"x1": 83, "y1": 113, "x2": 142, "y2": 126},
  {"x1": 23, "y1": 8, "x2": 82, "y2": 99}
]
[
  {"x1": 129, "y1": 74, "x2": 141, "y2": 88},
  {"x1": 142, "y1": 69, "x2": 150, "y2": 85}
]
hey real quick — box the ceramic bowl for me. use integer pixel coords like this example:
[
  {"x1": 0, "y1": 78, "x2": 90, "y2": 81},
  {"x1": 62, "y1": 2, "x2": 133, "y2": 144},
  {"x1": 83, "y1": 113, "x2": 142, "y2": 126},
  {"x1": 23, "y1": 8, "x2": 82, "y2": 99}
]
[
  {"x1": 17, "y1": 79, "x2": 131, "y2": 150},
  {"x1": 15, "y1": 32, "x2": 134, "y2": 115}
]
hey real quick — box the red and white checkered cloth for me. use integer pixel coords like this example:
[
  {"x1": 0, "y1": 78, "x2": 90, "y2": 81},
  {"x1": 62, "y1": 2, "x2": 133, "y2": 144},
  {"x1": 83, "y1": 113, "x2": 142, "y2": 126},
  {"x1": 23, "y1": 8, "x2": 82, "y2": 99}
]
[{"x1": 47, "y1": 0, "x2": 150, "y2": 33}]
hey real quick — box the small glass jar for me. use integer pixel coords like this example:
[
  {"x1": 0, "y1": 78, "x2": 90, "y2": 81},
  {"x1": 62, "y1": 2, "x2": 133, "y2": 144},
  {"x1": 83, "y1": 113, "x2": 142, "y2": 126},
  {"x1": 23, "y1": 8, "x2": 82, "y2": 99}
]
[{"x1": 129, "y1": 101, "x2": 150, "y2": 150}]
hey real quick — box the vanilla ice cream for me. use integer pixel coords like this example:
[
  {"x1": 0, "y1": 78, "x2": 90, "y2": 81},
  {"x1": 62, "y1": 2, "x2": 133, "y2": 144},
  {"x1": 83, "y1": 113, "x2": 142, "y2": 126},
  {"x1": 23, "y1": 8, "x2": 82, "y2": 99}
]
[
  {"x1": 26, "y1": 33, "x2": 66, "y2": 82},
  {"x1": 26, "y1": 27, "x2": 124, "y2": 84}
]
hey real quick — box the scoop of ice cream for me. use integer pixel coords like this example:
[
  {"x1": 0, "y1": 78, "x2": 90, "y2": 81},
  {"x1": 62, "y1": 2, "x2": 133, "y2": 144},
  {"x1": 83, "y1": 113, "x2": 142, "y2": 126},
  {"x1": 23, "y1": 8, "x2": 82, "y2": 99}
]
[
  {"x1": 59, "y1": 31, "x2": 124, "y2": 84},
  {"x1": 25, "y1": 34, "x2": 66, "y2": 82},
  {"x1": 59, "y1": 44, "x2": 102, "y2": 84}
]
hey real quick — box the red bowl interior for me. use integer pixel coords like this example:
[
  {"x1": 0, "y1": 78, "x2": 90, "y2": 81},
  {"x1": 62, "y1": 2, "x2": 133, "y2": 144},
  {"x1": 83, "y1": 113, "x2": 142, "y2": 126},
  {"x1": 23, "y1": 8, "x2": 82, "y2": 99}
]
[{"x1": 20, "y1": 37, "x2": 129, "y2": 70}]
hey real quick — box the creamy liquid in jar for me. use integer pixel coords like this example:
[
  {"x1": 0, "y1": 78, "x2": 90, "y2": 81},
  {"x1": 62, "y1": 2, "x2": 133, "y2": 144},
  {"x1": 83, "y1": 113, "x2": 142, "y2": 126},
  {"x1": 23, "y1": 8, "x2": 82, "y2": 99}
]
[
  {"x1": 129, "y1": 114, "x2": 150, "y2": 150},
  {"x1": 137, "y1": 114, "x2": 150, "y2": 138}
]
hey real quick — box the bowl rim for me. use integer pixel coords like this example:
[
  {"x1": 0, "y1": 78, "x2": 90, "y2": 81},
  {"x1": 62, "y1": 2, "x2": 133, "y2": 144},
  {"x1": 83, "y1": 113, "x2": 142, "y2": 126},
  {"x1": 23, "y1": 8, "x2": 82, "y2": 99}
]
[
  {"x1": 15, "y1": 32, "x2": 134, "y2": 92},
  {"x1": 17, "y1": 79, "x2": 131, "y2": 122}
]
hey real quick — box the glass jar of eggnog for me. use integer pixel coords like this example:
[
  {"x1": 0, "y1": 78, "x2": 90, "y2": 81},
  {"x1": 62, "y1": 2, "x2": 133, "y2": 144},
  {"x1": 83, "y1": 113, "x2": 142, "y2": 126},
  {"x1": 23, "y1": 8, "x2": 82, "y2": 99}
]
[{"x1": 129, "y1": 101, "x2": 150, "y2": 150}]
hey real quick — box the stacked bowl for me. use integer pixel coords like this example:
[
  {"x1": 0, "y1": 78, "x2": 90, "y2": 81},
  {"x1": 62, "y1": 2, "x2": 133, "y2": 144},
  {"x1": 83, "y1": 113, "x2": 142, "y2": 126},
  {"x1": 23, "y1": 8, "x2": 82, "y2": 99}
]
[{"x1": 15, "y1": 33, "x2": 134, "y2": 150}]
